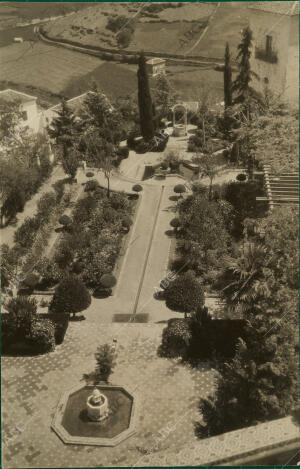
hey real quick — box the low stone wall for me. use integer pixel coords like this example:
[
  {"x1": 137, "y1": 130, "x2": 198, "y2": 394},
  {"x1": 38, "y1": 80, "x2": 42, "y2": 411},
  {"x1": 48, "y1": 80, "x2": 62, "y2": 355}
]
[
  {"x1": 38, "y1": 27, "x2": 224, "y2": 65},
  {"x1": 146, "y1": 415, "x2": 300, "y2": 466}
]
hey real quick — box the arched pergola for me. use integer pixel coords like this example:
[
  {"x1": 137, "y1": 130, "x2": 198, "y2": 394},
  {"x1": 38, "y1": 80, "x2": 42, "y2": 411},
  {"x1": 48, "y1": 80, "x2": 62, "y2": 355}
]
[{"x1": 172, "y1": 103, "x2": 187, "y2": 137}]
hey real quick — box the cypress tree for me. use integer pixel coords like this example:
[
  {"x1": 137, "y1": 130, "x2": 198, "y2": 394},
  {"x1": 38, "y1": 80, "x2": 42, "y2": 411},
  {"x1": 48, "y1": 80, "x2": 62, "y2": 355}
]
[
  {"x1": 224, "y1": 42, "x2": 232, "y2": 108},
  {"x1": 232, "y1": 27, "x2": 258, "y2": 106},
  {"x1": 47, "y1": 98, "x2": 76, "y2": 161},
  {"x1": 47, "y1": 98, "x2": 80, "y2": 180},
  {"x1": 137, "y1": 52, "x2": 155, "y2": 141}
]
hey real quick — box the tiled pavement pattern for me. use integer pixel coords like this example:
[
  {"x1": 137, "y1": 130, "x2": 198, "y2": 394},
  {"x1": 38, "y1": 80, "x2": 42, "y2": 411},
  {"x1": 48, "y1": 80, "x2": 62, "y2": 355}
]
[{"x1": 2, "y1": 323, "x2": 218, "y2": 468}]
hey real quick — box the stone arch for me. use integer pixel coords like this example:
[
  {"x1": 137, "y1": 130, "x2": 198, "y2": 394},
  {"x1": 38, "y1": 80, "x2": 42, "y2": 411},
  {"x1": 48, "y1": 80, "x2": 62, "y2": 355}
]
[{"x1": 172, "y1": 103, "x2": 188, "y2": 136}]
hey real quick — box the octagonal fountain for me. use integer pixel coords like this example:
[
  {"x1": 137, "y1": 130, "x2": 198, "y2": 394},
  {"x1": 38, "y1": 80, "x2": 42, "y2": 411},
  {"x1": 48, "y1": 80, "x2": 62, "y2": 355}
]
[{"x1": 51, "y1": 384, "x2": 137, "y2": 446}]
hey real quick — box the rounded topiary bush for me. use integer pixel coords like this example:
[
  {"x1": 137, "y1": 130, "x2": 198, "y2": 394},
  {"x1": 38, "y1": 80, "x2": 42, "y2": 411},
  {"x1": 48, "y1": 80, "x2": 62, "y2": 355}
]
[
  {"x1": 170, "y1": 217, "x2": 181, "y2": 232},
  {"x1": 236, "y1": 173, "x2": 247, "y2": 182},
  {"x1": 50, "y1": 276, "x2": 91, "y2": 318},
  {"x1": 59, "y1": 214, "x2": 72, "y2": 226},
  {"x1": 93, "y1": 287, "x2": 112, "y2": 299},
  {"x1": 164, "y1": 270, "x2": 205, "y2": 316},
  {"x1": 160, "y1": 161, "x2": 169, "y2": 170},
  {"x1": 174, "y1": 184, "x2": 186, "y2": 197},
  {"x1": 132, "y1": 184, "x2": 143, "y2": 193},
  {"x1": 100, "y1": 274, "x2": 117, "y2": 289},
  {"x1": 86, "y1": 172, "x2": 94, "y2": 178}
]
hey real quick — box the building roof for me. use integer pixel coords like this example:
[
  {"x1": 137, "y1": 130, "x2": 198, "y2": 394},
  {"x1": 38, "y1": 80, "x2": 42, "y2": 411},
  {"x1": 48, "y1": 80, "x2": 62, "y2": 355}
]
[
  {"x1": 146, "y1": 58, "x2": 165, "y2": 65},
  {"x1": 48, "y1": 92, "x2": 90, "y2": 113},
  {"x1": 47, "y1": 91, "x2": 113, "y2": 116},
  {"x1": 248, "y1": 1, "x2": 298, "y2": 16},
  {"x1": 0, "y1": 89, "x2": 37, "y2": 105}
]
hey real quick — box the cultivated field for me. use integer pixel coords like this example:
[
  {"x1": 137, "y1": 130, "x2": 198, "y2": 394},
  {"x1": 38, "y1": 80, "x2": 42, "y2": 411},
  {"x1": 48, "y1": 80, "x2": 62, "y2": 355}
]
[
  {"x1": 0, "y1": 2, "x2": 93, "y2": 29},
  {"x1": 0, "y1": 42, "x2": 103, "y2": 95}
]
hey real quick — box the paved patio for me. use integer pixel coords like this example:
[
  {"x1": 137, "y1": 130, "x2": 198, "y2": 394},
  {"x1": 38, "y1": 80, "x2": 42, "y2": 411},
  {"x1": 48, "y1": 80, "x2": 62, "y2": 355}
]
[{"x1": 2, "y1": 323, "x2": 217, "y2": 468}]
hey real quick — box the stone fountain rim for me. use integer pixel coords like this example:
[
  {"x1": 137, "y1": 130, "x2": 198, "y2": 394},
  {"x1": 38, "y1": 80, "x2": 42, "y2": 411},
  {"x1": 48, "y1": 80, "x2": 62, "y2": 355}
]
[{"x1": 51, "y1": 383, "x2": 138, "y2": 447}]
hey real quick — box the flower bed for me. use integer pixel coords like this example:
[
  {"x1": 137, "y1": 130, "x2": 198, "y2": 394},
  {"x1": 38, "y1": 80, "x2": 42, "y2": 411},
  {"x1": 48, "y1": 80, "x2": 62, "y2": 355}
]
[{"x1": 51, "y1": 188, "x2": 136, "y2": 293}]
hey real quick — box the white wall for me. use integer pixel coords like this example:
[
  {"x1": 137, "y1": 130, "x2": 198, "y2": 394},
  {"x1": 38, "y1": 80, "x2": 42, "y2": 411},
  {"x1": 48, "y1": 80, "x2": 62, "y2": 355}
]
[
  {"x1": 19, "y1": 100, "x2": 40, "y2": 133},
  {"x1": 285, "y1": 15, "x2": 299, "y2": 106},
  {"x1": 249, "y1": 9, "x2": 298, "y2": 107}
]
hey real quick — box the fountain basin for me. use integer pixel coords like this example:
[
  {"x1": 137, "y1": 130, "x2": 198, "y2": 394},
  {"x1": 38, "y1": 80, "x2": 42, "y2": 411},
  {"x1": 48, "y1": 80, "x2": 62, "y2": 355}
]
[{"x1": 51, "y1": 384, "x2": 137, "y2": 446}]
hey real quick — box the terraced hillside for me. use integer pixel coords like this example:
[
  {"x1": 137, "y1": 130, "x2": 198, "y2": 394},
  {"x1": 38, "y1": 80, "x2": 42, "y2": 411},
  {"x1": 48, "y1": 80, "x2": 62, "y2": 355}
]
[{"x1": 43, "y1": 2, "x2": 248, "y2": 59}]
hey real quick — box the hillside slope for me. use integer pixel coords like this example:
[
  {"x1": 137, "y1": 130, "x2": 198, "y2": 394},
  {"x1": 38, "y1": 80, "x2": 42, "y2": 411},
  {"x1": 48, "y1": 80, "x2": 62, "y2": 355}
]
[{"x1": 44, "y1": 2, "x2": 248, "y2": 59}]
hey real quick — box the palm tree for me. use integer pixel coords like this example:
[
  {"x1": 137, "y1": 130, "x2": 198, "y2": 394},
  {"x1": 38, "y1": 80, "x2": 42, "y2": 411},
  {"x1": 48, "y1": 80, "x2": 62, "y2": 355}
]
[{"x1": 220, "y1": 242, "x2": 270, "y2": 314}]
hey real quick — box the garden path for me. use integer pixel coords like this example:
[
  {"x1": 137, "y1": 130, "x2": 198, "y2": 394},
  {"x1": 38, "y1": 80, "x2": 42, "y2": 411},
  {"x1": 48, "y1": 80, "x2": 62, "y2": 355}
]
[
  {"x1": 85, "y1": 183, "x2": 182, "y2": 324},
  {"x1": 0, "y1": 164, "x2": 66, "y2": 247},
  {"x1": 84, "y1": 160, "x2": 241, "y2": 324}
]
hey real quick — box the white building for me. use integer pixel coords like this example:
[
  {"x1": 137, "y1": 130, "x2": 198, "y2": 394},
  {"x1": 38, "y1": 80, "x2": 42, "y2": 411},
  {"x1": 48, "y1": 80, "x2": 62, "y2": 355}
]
[
  {"x1": 146, "y1": 58, "x2": 166, "y2": 77},
  {"x1": 0, "y1": 89, "x2": 43, "y2": 134},
  {"x1": 248, "y1": 1, "x2": 299, "y2": 107}
]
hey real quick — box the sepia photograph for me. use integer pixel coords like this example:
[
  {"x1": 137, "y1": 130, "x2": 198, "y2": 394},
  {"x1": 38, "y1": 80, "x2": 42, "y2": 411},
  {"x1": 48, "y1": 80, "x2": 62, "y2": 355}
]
[{"x1": 0, "y1": 1, "x2": 299, "y2": 467}]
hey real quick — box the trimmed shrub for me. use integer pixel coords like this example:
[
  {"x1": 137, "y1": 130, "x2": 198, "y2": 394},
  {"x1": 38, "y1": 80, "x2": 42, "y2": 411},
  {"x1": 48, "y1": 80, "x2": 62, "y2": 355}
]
[
  {"x1": 5, "y1": 296, "x2": 37, "y2": 339},
  {"x1": 86, "y1": 172, "x2": 94, "y2": 178},
  {"x1": 59, "y1": 214, "x2": 72, "y2": 226},
  {"x1": 132, "y1": 184, "x2": 143, "y2": 193},
  {"x1": 100, "y1": 274, "x2": 117, "y2": 288},
  {"x1": 2, "y1": 314, "x2": 17, "y2": 351},
  {"x1": 28, "y1": 318, "x2": 55, "y2": 353},
  {"x1": 152, "y1": 134, "x2": 169, "y2": 152},
  {"x1": 170, "y1": 217, "x2": 181, "y2": 232},
  {"x1": 84, "y1": 179, "x2": 99, "y2": 192},
  {"x1": 116, "y1": 146, "x2": 129, "y2": 159},
  {"x1": 72, "y1": 260, "x2": 84, "y2": 274},
  {"x1": 52, "y1": 180, "x2": 65, "y2": 203},
  {"x1": 236, "y1": 173, "x2": 247, "y2": 182},
  {"x1": 121, "y1": 215, "x2": 132, "y2": 231},
  {"x1": 50, "y1": 276, "x2": 91, "y2": 318},
  {"x1": 93, "y1": 287, "x2": 112, "y2": 299},
  {"x1": 174, "y1": 184, "x2": 186, "y2": 197},
  {"x1": 160, "y1": 161, "x2": 169, "y2": 170},
  {"x1": 164, "y1": 270, "x2": 205, "y2": 315},
  {"x1": 135, "y1": 140, "x2": 149, "y2": 154},
  {"x1": 160, "y1": 318, "x2": 191, "y2": 358},
  {"x1": 23, "y1": 273, "x2": 40, "y2": 289}
]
